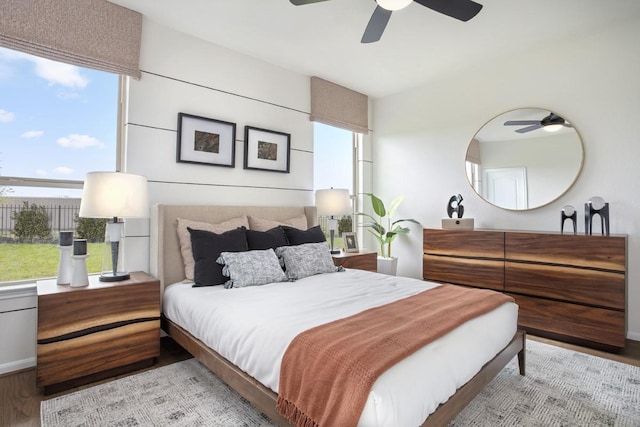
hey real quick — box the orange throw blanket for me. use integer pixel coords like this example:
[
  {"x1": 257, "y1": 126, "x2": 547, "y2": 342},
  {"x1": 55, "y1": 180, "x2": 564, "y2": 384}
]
[{"x1": 276, "y1": 284, "x2": 514, "y2": 427}]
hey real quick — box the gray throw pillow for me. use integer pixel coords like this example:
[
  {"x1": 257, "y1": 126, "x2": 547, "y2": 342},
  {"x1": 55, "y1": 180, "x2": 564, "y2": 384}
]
[
  {"x1": 275, "y1": 242, "x2": 341, "y2": 280},
  {"x1": 217, "y1": 249, "x2": 287, "y2": 289}
]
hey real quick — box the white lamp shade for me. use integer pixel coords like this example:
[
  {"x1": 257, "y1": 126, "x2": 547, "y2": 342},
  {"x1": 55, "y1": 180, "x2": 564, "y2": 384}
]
[
  {"x1": 79, "y1": 172, "x2": 149, "y2": 218},
  {"x1": 316, "y1": 188, "x2": 351, "y2": 216}
]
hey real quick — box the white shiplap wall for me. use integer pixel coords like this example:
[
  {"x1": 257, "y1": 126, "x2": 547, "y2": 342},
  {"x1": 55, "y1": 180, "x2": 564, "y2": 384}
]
[{"x1": 122, "y1": 19, "x2": 315, "y2": 273}]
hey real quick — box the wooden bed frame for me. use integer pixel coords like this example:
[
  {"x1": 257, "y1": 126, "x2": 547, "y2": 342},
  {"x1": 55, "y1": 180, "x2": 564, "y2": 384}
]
[{"x1": 150, "y1": 204, "x2": 526, "y2": 426}]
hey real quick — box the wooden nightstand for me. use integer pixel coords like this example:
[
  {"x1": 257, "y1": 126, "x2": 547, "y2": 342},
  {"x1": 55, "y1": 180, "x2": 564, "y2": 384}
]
[
  {"x1": 332, "y1": 250, "x2": 377, "y2": 272},
  {"x1": 36, "y1": 271, "x2": 160, "y2": 394}
]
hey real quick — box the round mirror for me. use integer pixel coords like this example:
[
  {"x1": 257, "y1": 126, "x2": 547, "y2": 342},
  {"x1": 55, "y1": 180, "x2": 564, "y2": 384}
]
[{"x1": 465, "y1": 108, "x2": 584, "y2": 210}]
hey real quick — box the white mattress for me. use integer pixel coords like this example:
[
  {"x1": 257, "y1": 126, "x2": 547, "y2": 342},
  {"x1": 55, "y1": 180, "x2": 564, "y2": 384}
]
[{"x1": 163, "y1": 269, "x2": 518, "y2": 427}]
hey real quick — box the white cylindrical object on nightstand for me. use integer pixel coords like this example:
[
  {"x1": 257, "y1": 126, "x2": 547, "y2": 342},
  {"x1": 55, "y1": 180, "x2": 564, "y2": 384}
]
[
  {"x1": 70, "y1": 254, "x2": 90, "y2": 287},
  {"x1": 56, "y1": 246, "x2": 73, "y2": 285}
]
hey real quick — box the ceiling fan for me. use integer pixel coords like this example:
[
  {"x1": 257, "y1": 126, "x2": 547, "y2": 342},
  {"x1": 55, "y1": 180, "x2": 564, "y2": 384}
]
[
  {"x1": 290, "y1": 0, "x2": 483, "y2": 43},
  {"x1": 503, "y1": 112, "x2": 573, "y2": 134}
]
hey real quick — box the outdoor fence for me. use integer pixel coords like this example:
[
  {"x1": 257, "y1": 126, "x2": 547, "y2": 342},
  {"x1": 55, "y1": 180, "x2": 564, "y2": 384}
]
[{"x1": 0, "y1": 198, "x2": 81, "y2": 241}]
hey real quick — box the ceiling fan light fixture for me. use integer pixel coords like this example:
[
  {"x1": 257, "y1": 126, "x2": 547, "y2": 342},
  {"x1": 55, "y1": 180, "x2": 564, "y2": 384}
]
[
  {"x1": 376, "y1": 0, "x2": 412, "y2": 11},
  {"x1": 543, "y1": 123, "x2": 563, "y2": 132}
]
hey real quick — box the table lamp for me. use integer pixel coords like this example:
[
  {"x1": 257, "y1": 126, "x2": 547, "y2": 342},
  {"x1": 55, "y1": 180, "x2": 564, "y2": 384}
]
[
  {"x1": 316, "y1": 188, "x2": 351, "y2": 254},
  {"x1": 79, "y1": 172, "x2": 149, "y2": 281}
]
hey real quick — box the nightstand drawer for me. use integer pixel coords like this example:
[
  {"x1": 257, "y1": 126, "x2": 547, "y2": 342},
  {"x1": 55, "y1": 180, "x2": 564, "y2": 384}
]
[{"x1": 332, "y1": 251, "x2": 377, "y2": 272}]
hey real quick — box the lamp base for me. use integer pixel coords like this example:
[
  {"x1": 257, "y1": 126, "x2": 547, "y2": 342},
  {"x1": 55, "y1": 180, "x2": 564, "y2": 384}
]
[{"x1": 99, "y1": 272, "x2": 130, "y2": 282}]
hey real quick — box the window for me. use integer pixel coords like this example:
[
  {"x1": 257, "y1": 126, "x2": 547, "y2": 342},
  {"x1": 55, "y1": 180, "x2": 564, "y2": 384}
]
[
  {"x1": 313, "y1": 123, "x2": 355, "y2": 248},
  {"x1": 0, "y1": 47, "x2": 119, "y2": 284}
]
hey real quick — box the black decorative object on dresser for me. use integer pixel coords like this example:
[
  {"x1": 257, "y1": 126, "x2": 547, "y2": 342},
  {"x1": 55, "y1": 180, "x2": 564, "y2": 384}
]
[{"x1": 423, "y1": 228, "x2": 627, "y2": 351}]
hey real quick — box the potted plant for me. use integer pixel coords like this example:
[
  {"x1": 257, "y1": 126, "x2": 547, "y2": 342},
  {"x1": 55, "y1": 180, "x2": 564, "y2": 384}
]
[{"x1": 356, "y1": 193, "x2": 420, "y2": 275}]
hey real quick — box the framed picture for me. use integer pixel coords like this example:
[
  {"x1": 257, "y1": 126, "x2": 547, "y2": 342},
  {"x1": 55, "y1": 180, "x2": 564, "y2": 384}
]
[
  {"x1": 343, "y1": 232, "x2": 359, "y2": 253},
  {"x1": 177, "y1": 113, "x2": 236, "y2": 167},
  {"x1": 244, "y1": 126, "x2": 290, "y2": 173}
]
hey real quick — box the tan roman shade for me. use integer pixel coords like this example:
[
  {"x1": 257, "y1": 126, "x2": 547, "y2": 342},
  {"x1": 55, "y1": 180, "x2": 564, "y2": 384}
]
[
  {"x1": 310, "y1": 76, "x2": 369, "y2": 134},
  {"x1": 0, "y1": 0, "x2": 142, "y2": 78}
]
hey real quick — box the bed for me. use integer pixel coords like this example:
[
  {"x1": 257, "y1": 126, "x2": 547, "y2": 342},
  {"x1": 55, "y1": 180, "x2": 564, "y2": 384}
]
[{"x1": 150, "y1": 204, "x2": 526, "y2": 426}]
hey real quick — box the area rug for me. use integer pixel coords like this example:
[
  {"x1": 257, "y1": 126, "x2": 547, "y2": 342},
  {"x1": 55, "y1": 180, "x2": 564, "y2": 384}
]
[{"x1": 41, "y1": 339, "x2": 640, "y2": 426}]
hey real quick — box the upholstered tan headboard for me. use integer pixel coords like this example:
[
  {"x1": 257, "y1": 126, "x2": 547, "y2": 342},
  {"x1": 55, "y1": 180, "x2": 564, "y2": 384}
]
[{"x1": 150, "y1": 204, "x2": 317, "y2": 290}]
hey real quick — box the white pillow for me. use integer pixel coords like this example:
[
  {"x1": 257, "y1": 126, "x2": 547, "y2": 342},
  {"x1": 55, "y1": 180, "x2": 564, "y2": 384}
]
[
  {"x1": 217, "y1": 249, "x2": 288, "y2": 288},
  {"x1": 248, "y1": 215, "x2": 308, "y2": 232}
]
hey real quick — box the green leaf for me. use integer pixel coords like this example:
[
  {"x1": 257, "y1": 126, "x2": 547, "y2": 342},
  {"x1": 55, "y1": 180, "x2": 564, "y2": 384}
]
[
  {"x1": 371, "y1": 222, "x2": 386, "y2": 236},
  {"x1": 368, "y1": 193, "x2": 386, "y2": 217},
  {"x1": 387, "y1": 195, "x2": 404, "y2": 218},
  {"x1": 391, "y1": 218, "x2": 421, "y2": 227}
]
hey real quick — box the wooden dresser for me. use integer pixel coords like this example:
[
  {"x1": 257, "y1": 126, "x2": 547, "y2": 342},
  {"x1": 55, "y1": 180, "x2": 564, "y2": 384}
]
[
  {"x1": 37, "y1": 271, "x2": 161, "y2": 394},
  {"x1": 423, "y1": 228, "x2": 627, "y2": 351}
]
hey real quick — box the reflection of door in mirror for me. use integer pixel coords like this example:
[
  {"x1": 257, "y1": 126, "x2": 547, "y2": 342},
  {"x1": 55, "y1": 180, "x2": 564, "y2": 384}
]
[
  {"x1": 466, "y1": 108, "x2": 584, "y2": 210},
  {"x1": 483, "y1": 167, "x2": 528, "y2": 209}
]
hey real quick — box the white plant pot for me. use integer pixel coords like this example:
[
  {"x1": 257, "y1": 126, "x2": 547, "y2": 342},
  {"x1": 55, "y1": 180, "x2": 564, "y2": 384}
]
[{"x1": 377, "y1": 256, "x2": 398, "y2": 276}]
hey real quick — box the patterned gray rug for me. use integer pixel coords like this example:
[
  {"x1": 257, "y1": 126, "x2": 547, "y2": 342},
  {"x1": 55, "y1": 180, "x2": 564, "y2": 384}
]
[{"x1": 41, "y1": 339, "x2": 640, "y2": 426}]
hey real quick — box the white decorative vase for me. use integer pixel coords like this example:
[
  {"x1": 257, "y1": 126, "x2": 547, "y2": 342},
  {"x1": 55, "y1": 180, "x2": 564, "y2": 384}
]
[{"x1": 377, "y1": 256, "x2": 398, "y2": 276}]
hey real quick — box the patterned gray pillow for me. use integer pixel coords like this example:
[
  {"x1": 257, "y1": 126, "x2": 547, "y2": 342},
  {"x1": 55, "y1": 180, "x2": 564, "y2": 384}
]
[
  {"x1": 217, "y1": 249, "x2": 287, "y2": 289},
  {"x1": 275, "y1": 242, "x2": 342, "y2": 280}
]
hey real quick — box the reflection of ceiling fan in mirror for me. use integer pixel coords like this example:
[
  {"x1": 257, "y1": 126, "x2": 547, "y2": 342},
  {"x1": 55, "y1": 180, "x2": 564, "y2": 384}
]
[
  {"x1": 290, "y1": 0, "x2": 483, "y2": 43},
  {"x1": 504, "y1": 112, "x2": 573, "y2": 134}
]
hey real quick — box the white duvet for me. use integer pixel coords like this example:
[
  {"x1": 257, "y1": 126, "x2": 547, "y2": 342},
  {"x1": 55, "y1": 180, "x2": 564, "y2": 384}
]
[{"x1": 163, "y1": 269, "x2": 518, "y2": 427}]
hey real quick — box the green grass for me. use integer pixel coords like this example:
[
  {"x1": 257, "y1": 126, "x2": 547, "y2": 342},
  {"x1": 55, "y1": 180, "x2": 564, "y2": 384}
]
[{"x1": 0, "y1": 242, "x2": 104, "y2": 282}]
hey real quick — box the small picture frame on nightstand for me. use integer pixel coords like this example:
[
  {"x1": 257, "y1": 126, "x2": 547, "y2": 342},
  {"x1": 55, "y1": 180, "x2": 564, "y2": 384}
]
[{"x1": 343, "y1": 232, "x2": 358, "y2": 253}]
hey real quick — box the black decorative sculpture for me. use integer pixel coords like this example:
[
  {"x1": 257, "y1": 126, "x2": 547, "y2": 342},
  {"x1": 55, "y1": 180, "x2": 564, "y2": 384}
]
[
  {"x1": 560, "y1": 205, "x2": 577, "y2": 234},
  {"x1": 447, "y1": 194, "x2": 464, "y2": 219},
  {"x1": 585, "y1": 196, "x2": 610, "y2": 236}
]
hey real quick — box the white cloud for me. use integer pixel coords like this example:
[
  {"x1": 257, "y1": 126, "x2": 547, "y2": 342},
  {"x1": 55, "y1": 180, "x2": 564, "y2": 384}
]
[
  {"x1": 56, "y1": 134, "x2": 103, "y2": 149},
  {"x1": 0, "y1": 109, "x2": 15, "y2": 122},
  {"x1": 56, "y1": 90, "x2": 81, "y2": 100},
  {"x1": 0, "y1": 47, "x2": 89, "y2": 89},
  {"x1": 54, "y1": 166, "x2": 73, "y2": 175},
  {"x1": 21, "y1": 130, "x2": 44, "y2": 139},
  {"x1": 35, "y1": 169, "x2": 48, "y2": 177},
  {"x1": 34, "y1": 58, "x2": 89, "y2": 89}
]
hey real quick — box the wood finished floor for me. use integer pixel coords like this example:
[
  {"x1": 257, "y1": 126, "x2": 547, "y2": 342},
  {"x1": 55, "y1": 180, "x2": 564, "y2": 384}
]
[{"x1": 2, "y1": 336, "x2": 639, "y2": 427}]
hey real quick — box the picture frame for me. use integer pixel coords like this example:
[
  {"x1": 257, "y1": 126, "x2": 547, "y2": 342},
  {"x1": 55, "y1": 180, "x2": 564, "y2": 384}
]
[
  {"x1": 177, "y1": 113, "x2": 236, "y2": 167},
  {"x1": 244, "y1": 126, "x2": 290, "y2": 173},
  {"x1": 343, "y1": 232, "x2": 359, "y2": 253}
]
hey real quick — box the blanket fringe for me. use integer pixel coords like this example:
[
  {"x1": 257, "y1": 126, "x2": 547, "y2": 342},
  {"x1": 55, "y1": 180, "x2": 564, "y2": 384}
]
[{"x1": 276, "y1": 397, "x2": 319, "y2": 427}]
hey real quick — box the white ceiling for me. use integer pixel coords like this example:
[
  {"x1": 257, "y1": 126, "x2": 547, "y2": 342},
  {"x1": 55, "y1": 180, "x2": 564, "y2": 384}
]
[{"x1": 109, "y1": 0, "x2": 640, "y2": 99}]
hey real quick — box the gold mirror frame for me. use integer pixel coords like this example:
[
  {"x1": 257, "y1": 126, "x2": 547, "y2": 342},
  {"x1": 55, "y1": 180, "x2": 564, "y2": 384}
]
[{"x1": 465, "y1": 108, "x2": 584, "y2": 210}]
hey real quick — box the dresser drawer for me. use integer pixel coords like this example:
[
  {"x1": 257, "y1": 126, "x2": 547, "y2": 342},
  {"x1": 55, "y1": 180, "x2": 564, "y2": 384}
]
[
  {"x1": 423, "y1": 254, "x2": 504, "y2": 291},
  {"x1": 505, "y1": 261, "x2": 625, "y2": 310},
  {"x1": 509, "y1": 293, "x2": 625, "y2": 348}
]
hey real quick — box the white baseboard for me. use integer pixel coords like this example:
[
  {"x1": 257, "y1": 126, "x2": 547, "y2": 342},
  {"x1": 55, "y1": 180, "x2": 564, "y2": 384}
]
[
  {"x1": 627, "y1": 330, "x2": 640, "y2": 342},
  {"x1": 0, "y1": 357, "x2": 36, "y2": 375}
]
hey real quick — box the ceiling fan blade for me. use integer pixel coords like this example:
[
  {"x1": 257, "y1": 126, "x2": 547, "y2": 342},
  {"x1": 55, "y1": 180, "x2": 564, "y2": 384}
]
[
  {"x1": 361, "y1": 6, "x2": 392, "y2": 43},
  {"x1": 290, "y1": 0, "x2": 330, "y2": 5},
  {"x1": 516, "y1": 124, "x2": 542, "y2": 134},
  {"x1": 414, "y1": 0, "x2": 483, "y2": 22},
  {"x1": 504, "y1": 120, "x2": 540, "y2": 126}
]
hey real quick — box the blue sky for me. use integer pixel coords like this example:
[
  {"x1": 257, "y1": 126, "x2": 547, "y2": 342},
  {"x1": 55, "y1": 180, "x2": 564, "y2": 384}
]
[
  {"x1": 313, "y1": 123, "x2": 353, "y2": 194},
  {"x1": 0, "y1": 47, "x2": 118, "y2": 197}
]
